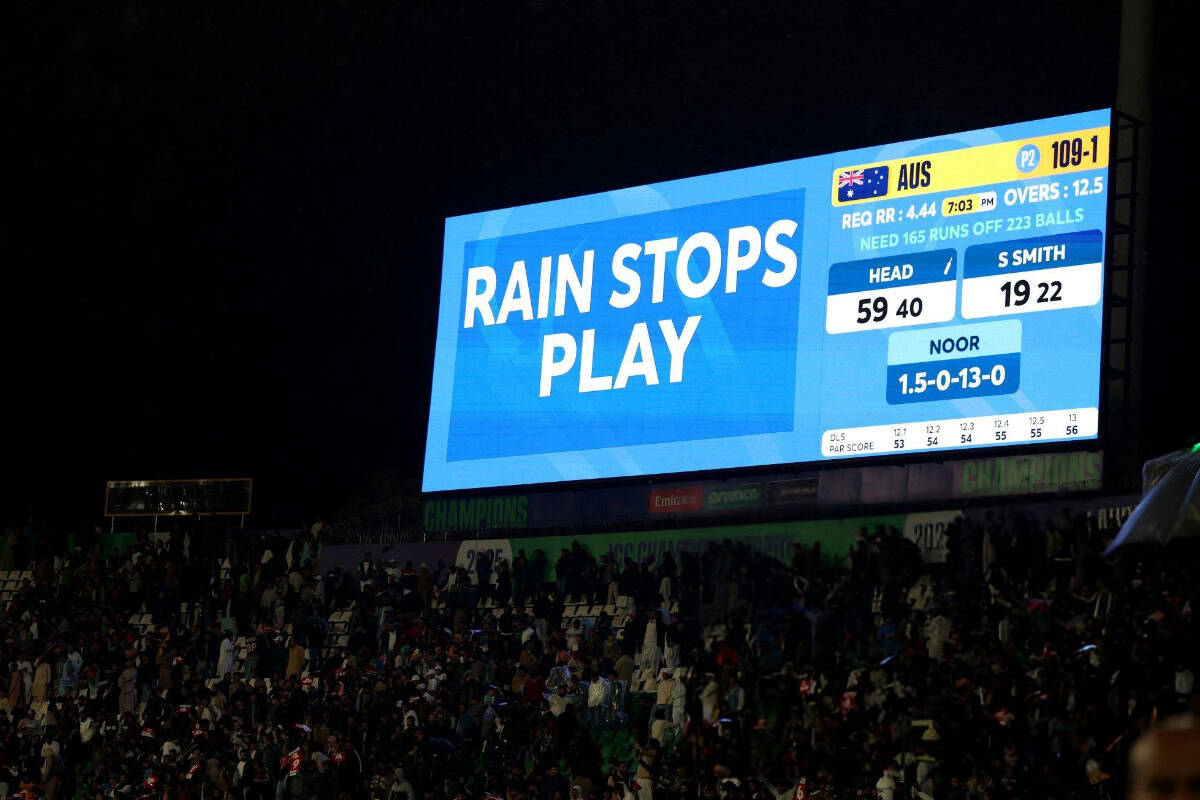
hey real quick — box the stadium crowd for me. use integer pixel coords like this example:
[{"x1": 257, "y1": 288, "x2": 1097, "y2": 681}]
[{"x1": 0, "y1": 509, "x2": 1196, "y2": 800}]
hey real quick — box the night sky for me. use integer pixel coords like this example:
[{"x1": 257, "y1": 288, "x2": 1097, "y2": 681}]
[{"x1": 9, "y1": 1, "x2": 1196, "y2": 526}]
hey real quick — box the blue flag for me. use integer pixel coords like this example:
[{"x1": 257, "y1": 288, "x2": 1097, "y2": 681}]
[{"x1": 837, "y1": 165, "x2": 889, "y2": 202}]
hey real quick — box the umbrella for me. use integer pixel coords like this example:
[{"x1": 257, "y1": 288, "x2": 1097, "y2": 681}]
[{"x1": 1105, "y1": 445, "x2": 1200, "y2": 555}]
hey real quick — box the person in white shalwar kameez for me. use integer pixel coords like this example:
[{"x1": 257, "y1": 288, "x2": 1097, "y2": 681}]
[{"x1": 216, "y1": 634, "x2": 235, "y2": 678}]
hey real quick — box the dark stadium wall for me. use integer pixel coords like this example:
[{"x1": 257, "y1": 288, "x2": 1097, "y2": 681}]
[
  {"x1": 321, "y1": 514, "x2": 905, "y2": 589},
  {"x1": 319, "y1": 491, "x2": 1139, "y2": 588},
  {"x1": 417, "y1": 450, "x2": 1105, "y2": 540}
]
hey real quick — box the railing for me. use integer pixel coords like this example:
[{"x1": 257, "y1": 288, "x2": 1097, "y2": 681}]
[
  {"x1": 324, "y1": 511, "x2": 728, "y2": 545},
  {"x1": 322, "y1": 515, "x2": 425, "y2": 545}
]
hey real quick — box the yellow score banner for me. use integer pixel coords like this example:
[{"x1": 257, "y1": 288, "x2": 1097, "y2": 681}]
[{"x1": 831, "y1": 125, "x2": 1110, "y2": 206}]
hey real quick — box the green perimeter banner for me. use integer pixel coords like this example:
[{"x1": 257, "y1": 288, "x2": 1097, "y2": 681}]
[{"x1": 956, "y1": 450, "x2": 1102, "y2": 497}]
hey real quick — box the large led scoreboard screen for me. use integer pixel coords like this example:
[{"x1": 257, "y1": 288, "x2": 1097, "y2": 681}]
[{"x1": 424, "y1": 110, "x2": 1110, "y2": 492}]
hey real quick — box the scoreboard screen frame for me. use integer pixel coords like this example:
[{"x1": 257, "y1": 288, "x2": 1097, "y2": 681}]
[{"x1": 423, "y1": 109, "x2": 1114, "y2": 493}]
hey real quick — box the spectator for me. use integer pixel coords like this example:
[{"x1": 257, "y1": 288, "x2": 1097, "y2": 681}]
[
  {"x1": 0, "y1": 511, "x2": 1196, "y2": 799},
  {"x1": 1128, "y1": 714, "x2": 1200, "y2": 800}
]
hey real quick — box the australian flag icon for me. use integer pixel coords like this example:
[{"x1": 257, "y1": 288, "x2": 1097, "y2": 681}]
[{"x1": 837, "y1": 165, "x2": 889, "y2": 202}]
